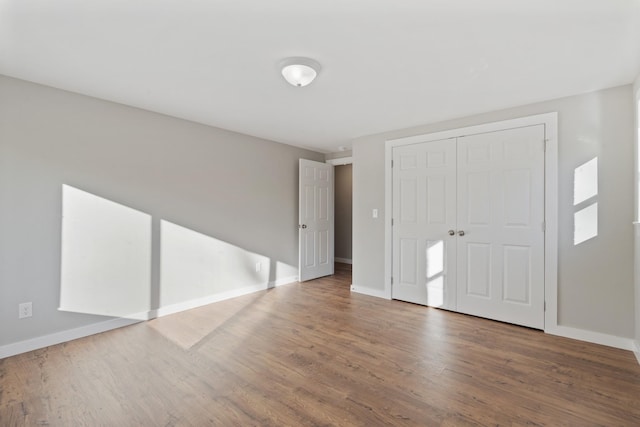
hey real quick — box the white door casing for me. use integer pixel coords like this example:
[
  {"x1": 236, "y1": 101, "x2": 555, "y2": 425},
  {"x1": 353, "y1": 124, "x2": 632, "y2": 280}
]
[
  {"x1": 389, "y1": 122, "x2": 547, "y2": 330},
  {"x1": 299, "y1": 159, "x2": 334, "y2": 282}
]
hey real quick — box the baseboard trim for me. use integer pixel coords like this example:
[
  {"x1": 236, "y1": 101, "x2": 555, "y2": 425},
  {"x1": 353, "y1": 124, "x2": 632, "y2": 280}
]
[
  {"x1": 545, "y1": 325, "x2": 636, "y2": 352},
  {"x1": 270, "y1": 275, "x2": 299, "y2": 288},
  {"x1": 0, "y1": 317, "x2": 142, "y2": 360},
  {"x1": 350, "y1": 284, "x2": 390, "y2": 300},
  {"x1": 1, "y1": 275, "x2": 299, "y2": 360},
  {"x1": 156, "y1": 276, "x2": 298, "y2": 318},
  {"x1": 335, "y1": 257, "x2": 353, "y2": 264},
  {"x1": 634, "y1": 340, "x2": 640, "y2": 366}
]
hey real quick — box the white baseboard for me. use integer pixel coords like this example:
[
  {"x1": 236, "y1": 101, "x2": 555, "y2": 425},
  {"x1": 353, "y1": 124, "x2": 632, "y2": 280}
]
[
  {"x1": 0, "y1": 275, "x2": 299, "y2": 360},
  {"x1": 156, "y1": 276, "x2": 297, "y2": 317},
  {"x1": 335, "y1": 257, "x2": 352, "y2": 264},
  {"x1": 350, "y1": 284, "x2": 391, "y2": 300},
  {"x1": 634, "y1": 340, "x2": 640, "y2": 366},
  {"x1": 270, "y1": 275, "x2": 299, "y2": 288},
  {"x1": 545, "y1": 325, "x2": 636, "y2": 352},
  {"x1": 0, "y1": 317, "x2": 141, "y2": 360}
]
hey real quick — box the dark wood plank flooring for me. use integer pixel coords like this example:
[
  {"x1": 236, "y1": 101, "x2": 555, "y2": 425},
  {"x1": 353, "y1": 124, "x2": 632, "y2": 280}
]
[{"x1": 1, "y1": 262, "x2": 639, "y2": 426}]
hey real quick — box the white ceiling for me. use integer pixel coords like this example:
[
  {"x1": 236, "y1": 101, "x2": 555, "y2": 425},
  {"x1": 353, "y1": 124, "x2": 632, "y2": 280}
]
[{"x1": 1, "y1": 0, "x2": 640, "y2": 153}]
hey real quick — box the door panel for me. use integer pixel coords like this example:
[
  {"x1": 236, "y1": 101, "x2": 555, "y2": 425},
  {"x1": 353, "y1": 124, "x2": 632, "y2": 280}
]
[
  {"x1": 319, "y1": 230, "x2": 329, "y2": 264},
  {"x1": 304, "y1": 232, "x2": 316, "y2": 268},
  {"x1": 392, "y1": 139, "x2": 457, "y2": 309},
  {"x1": 456, "y1": 125, "x2": 545, "y2": 329},
  {"x1": 400, "y1": 178, "x2": 418, "y2": 223},
  {"x1": 399, "y1": 238, "x2": 418, "y2": 285},
  {"x1": 426, "y1": 176, "x2": 446, "y2": 223},
  {"x1": 504, "y1": 169, "x2": 532, "y2": 226},
  {"x1": 466, "y1": 242, "x2": 491, "y2": 298},
  {"x1": 503, "y1": 245, "x2": 531, "y2": 304},
  {"x1": 466, "y1": 172, "x2": 491, "y2": 225},
  {"x1": 299, "y1": 159, "x2": 334, "y2": 281},
  {"x1": 319, "y1": 187, "x2": 329, "y2": 220}
]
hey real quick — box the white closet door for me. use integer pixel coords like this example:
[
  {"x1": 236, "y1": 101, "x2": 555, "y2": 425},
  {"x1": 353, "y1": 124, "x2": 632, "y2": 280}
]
[
  {"x1": 392, "y1": 139, "x2": 457, "y2": 308},
  {"x1": 456, "y1": 125, "x2": 545, "y2": 329}
]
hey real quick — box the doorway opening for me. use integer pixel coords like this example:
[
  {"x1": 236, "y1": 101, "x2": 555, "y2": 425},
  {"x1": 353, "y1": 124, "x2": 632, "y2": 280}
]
[{"x1": 327, "y1": 157, "x2": 353, "y2": 283}]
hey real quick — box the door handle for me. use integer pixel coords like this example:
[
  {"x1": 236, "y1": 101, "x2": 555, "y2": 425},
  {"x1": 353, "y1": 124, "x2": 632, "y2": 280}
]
[
  {"x1": 300, "y1": 224, "x2": 307, "y2": 229},
  {"x1": 448, "y1": 230, "x2": 455, "y2": 236},
  {"x1": 458, "y1": 230, "x2": 465, "y2": 236}
]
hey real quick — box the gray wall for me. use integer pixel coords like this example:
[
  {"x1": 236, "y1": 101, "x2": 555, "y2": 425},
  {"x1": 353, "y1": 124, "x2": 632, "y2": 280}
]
[
  {"x1": 0, "y1": 75, "x2": 323, "y2": 347},
  {"x1": 353, "y1": 85, "x2": 635, "y2": 339},
  {"x1": 334, "y1": 164, "x2": 352, "y2": 261}
]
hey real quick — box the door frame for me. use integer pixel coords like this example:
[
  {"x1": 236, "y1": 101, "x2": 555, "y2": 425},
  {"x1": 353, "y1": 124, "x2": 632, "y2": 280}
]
[
  {"x1": 384, "y1": 112, "x2": 558, "y2": 332},
  {"x1": 326, "y1": 156, "x2": 353, "y2": 166},
  {"x1": 326, "y1": 156, "x2": 353, "y2": 266}
]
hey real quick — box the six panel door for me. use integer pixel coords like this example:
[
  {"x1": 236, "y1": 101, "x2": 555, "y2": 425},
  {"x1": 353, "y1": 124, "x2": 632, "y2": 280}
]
[
  {"x1": 299, "y1": 159, "x2": 334, "y2": 282},
  {"x1": 391, "y1": 125, "x2": 545, "y2": 329},
  {"x1": 456, "y1": 125, "x2": 545, "y2": 329},
  {"x1": 392, "y1": 139, "x2": 457, "y2": 309}
]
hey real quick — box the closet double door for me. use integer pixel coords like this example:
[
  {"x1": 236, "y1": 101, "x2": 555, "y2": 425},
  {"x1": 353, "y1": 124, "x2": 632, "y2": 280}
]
[{"x1": 392, "y1": 125, "x2": 545, "y2": 329}]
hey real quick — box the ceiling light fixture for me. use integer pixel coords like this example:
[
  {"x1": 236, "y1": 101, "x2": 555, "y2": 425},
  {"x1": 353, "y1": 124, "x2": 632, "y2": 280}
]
[{"x1": 280, "y1": 57, "x2": 321, "y2": 87}]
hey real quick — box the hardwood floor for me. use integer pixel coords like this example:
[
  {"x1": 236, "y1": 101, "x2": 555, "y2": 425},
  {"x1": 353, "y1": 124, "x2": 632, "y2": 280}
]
[{"x1": 1, "y1": 263, "x2": 639, "y2": 426}]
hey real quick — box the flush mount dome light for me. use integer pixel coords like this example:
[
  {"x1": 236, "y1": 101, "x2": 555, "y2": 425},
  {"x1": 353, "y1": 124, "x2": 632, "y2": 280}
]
[{"x1": 280, "y1": 57, "x2": 321, "y2": 87}]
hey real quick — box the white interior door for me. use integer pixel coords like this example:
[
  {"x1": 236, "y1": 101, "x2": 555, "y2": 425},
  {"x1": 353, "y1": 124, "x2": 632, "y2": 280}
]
[
  {"x1": 391, "y1": 139, "x2": 457, "y2": 308},
  {"x1": 299, "y1": 159, "x2": 334, "y2": 282},
  {"x1": 456, "y1": 125, "x2": 545, "y2": 329},
  {"x1": 391, "y1": 125, "x2": 545, "y2": 329}
]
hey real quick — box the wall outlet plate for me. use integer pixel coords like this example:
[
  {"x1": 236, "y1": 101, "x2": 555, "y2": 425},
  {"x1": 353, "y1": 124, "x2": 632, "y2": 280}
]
[{"x1": 19, "y1": 302, "x2": 33, "y2": 319}]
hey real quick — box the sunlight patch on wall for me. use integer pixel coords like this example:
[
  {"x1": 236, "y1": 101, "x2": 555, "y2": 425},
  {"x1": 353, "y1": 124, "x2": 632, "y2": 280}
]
[
  {"x1": 574, "y1": 157, "x2": 598, "y2": 205},
  {"x1": 426, "y1": 240, "x2": 444, "y2": 307},
  {"x1": 59, "y1": 186, "x2": 297, "y2": 325},
  {"x1": 573, "y1": 157, "x2": 599, "y2": 245},
  {"x1": 160, "y1": 220, "x2": 270, "y2": 308},
  {"x1": 60, "y1": 185, "x2": 151, "y2": 319},
  {"x1": 574, "y1": 202, "x2": 599, "y2": 245},
  {"x1": 274, "y1": 260, "x2": 299, "y2": 285}
]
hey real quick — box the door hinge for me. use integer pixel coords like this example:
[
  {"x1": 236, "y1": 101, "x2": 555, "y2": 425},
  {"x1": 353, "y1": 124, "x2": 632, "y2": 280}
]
[
  {"x1": 391, "y1": 277, "x2": 394, "y2": 285},
  {"x1": 391, "y1": 218, "x2": 394, "y2": 226},
  {"x1": 542, "y1": 221, "x2": 546, "y2": 232},
  {"x1": 391, "y1": 159, "x2": 394, "y2": 168},
  {"x1": 543, "y1": 139, "x2": 549, "y2": 152},
  {"x1": 544, "y1": 301, "x2": 546, "y2": 312}
]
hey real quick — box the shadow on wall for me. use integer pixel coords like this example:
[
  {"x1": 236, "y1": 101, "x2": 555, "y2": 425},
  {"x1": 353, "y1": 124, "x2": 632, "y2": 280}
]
[{"x1": 59, "y1": 184, "x2": 295, "y2": 323}]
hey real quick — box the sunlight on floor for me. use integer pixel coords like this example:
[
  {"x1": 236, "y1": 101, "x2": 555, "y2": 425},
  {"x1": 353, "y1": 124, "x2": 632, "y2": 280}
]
[{"x1": 147, "y1": 291, "x2": 267, "y2": 350}]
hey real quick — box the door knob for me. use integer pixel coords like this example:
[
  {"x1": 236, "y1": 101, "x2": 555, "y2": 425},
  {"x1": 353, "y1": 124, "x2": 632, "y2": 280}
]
[
  {"x1": 301, "y1": 224, "x2": 307, "y2": 229},
  {"x1": 458, "y1": 230, "x2": 465, "y2": 236},
  {"x1": 448, "y1": 230, "x2": 455, "y2": 236}
]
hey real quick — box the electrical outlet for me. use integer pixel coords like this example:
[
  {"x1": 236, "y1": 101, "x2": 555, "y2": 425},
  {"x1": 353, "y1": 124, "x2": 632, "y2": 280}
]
[
  {"x1": 255, "y1": 262, "x2": 262, "y2": 273},
  {"x1": 19, "y1": 302, "x2": 32, "y2": 319}
]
